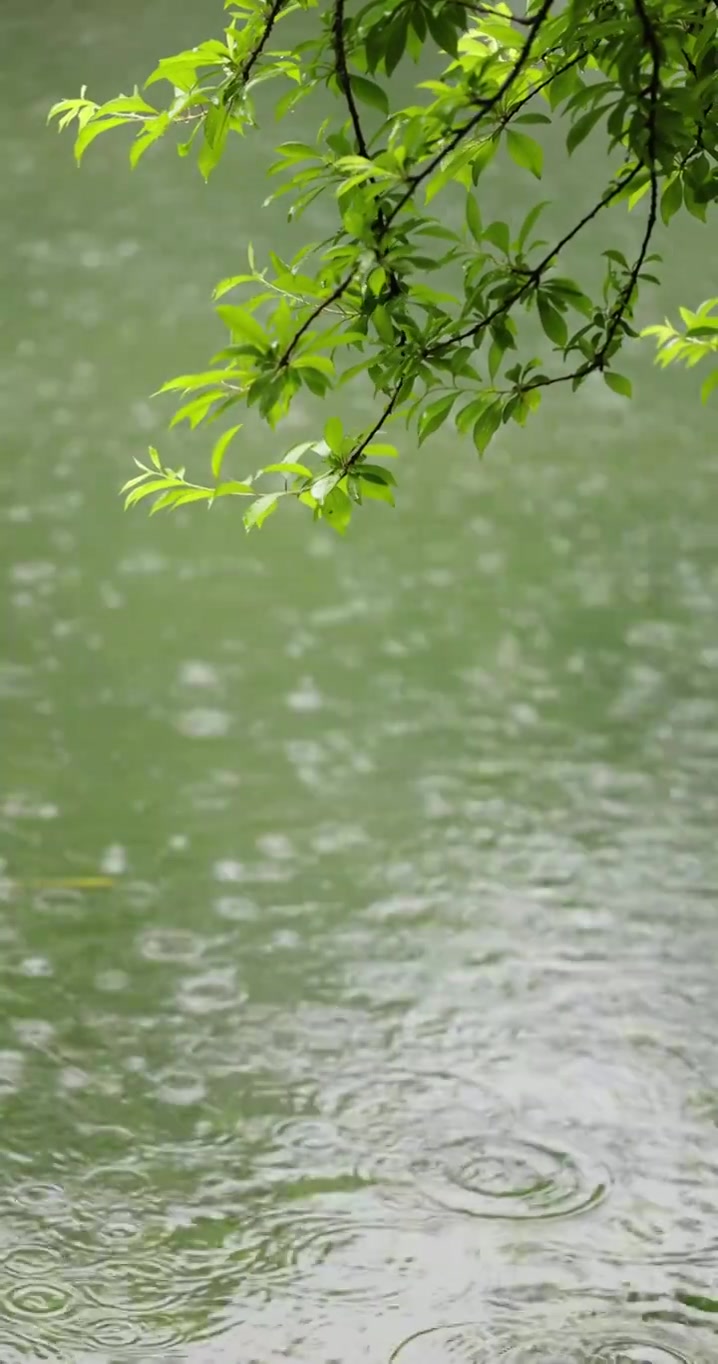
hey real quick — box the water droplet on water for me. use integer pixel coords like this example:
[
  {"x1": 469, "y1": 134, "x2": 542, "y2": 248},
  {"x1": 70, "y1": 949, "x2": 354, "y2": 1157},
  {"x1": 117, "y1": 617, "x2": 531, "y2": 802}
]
[
  {"x1": 175, "y1": 707, "x2": 230, "y2": 738},
  {"x1": 99, "y1": 843, "x2": 127, "y2": 876}
]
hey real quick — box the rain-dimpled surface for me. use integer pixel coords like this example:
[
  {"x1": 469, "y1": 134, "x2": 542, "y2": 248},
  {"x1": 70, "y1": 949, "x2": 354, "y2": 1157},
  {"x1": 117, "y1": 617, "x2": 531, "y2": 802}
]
[{"x1": 1, "y1": 1, "x2": 718, "y2": 1361}]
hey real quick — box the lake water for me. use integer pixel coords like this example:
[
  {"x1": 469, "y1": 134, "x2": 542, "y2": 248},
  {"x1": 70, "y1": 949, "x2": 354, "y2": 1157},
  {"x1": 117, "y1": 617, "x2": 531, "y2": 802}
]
[{"x1": 1, "y1": 3, "x2": 717, "y2": 1361}]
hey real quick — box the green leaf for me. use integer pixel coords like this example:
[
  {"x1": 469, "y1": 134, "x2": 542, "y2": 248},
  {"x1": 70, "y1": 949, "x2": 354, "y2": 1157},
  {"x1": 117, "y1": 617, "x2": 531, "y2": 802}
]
[
  {"x1": 488, "y1": 337, "x2": 505, "y2": 380},
  {"x1": 145, "y1": 54, "x2": 211, "y2": 92},
  {"x1": 147, "y1": 490, "x2": 186, "y2": 514},
  {"x1": 685, "y1": 323, "x2": 718, "y2": 339},
  {"x1": 156, "y1": 370, "x2": 235, "y2": 395},
  {"x1": 120, "y1": 472, "x2": 151, "y2": 494},
  {"x1": 283, "y1": 440, "x2": 319, "y2": 463},
  {"x1": 152, "y1": 487, "x2": 213, "y2": 513},
  {"x1": 357, "y1": 474, "x2": 394, "y2": 503},
  {"x1": 198, "y1": 105, "x2": 229, "y2": 179},
  {"x1": 214, "y1": 480, "x2": 254, "y2": 496},
  {"x1": 170, "y1": 391, "x2": 227, "y2": 429},
  {"x1": 261, "y1": 462, "x2": 312, "y2": 478},
  {"x1": 701, "y1": 368, "x2": 718, "y2": 403},
  {"x1": 537, "y1": 295, "x2": 568, "y2": 347},
  {"x1": 311, "y1": 473, "x2": 339, "y2": 503},
  {"x1": 683, "y1": 182, "x2": 707, "y2": 223},
  {"x1": 470, "y1": 138, "x2": 496, "y2": 186},
  {"x1": 548, "y1": 65, "x2": 581, "y2": 110},
  {"x1": 359, "y1": 464, "x2": 396, "y2": 486},
  {"x1": 101, "y1": 90, "x2": 157, "y2": 116},
  {"x1": 129, "y1": 114, "x2": 170, "y2": 167},
  {"x1": 627, "y1": 179, "x2": 651, "y2": 212},
  {"x1": 211, "y1": 424, "x2": 242, "y2": 479},
  {"x1": 125, "y1": 478, "x2": 179, "y2": 509},
  {"x1": 384, "y1": 12, "x2": 409, "y2": 74},
  {"x1": 506, "y1": 130, "x2": 543, "y2": 179},
  {"x1": 74, "y1": 116, "x2": 132, "y2": 163},
  {"x1": 349, "y1": 75, "x2": 389, "y2": 116},
  {"x1": 483, "y1": 220, "x2": 510, "y2": 254},
  {"x1": 321, "y1": 486, "x2": 352, "y2": 533},
  {"x1": 517, "y1": 200, "x2": 549, "y2": 250},
  {"x1": 368, "y1": 266, "x2": 386, "y2": 295},
  {"x1": 456, "y1": 395, "x2": 490, "y2": 435},
  {"x1": 465, "y1": 193, "x2": 482, "y2": 244},
  {"x1": 660, "y1": 175, "x2": 683, "y2": 225},
  {"x1": 213, "y1": 274, "x2": 257, "y2": 299},
  {"x1": 373, "y1": 304, "x2": 394, "y2": 343},
  {"x1": 323, "y1": 416, "x2": 344, "y2": 456},
  {"x1": 603, "y1": 371, "x2": 632, "y2": 398},
  {"x1": 292, "y1": 354, "x2": 335, "y2": 377},
  {"x1": 363, "y1": 442, "x2": 398, "y2": 458},
  {"x1": 473, "y1": 401, "x2": 502, "y2": 455},
  {"x1": 216, "y1": 306, "x2": 268, "y2": 348},
  {"x1": 418, "y1": 393, "x2": 456, "y2": 444},
  {"x1": 424, "y1": 4, "x2": 460, "y2": 56},
  {"x1": 566, "y1": 105, "x2": 608, "y2": 155},
  {"x1": 244, "y1": 493, "x2": 280, "y2": 531}
]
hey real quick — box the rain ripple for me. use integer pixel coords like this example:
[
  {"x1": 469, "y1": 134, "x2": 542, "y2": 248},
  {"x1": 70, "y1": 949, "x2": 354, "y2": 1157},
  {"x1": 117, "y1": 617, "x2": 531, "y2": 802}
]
[
  {"x1": 391, "y1": 1318, "x2": 714, "y2": 1363},
  {"x1": 398, "y1": 1135, "x2": 608, "y2": 1222},
  {"x1": 331, "y1": 1067, "x2": 609, "y2": 1224}
]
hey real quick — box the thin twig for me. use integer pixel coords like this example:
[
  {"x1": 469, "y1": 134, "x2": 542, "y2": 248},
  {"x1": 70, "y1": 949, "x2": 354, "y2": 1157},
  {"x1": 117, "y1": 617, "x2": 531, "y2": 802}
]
[
  {"x1": 223, "y1": 0, "x2": 290, "y2": 105},
  {"x1": 279, "y1": 270, "x2": 357, "y2": 367},
  {"x1": 242, "y1": 0, "x2": 289, "y2": 82},
  {"x1": 342, "y1": 382, "x2": 404, "y2": 471}
]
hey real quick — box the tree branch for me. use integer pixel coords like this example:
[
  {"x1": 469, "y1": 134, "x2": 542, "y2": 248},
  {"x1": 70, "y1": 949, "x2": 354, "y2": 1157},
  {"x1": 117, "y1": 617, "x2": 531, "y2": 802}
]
[
  {"x1": 223, "y1": 0, "x2": 290, "y2": 104},
  {"x1": 342, "y1": 382, "x2": 403, "y2": 471},
  {"x1": 332, "y1": 0, "x2": 369, "y2": 158},
  {"x1": 279, "y1": 269, "x2": 356, "y2": 367},
  {"x1": 592, "y1": 0, "x2": 660, "y2": 364},
  {"x1": 427, "y1": 160, "x2": 643, "y2": 356},
  {"x1": 242, "y1": 0, "x2": 289, "y2": 82}
]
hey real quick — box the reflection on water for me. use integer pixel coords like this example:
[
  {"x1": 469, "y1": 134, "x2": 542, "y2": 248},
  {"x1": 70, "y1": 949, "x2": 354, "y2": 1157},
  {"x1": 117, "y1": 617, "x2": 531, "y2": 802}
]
[{"x1": 2, "y1": 0, "x2": 718, "y2": 1360}]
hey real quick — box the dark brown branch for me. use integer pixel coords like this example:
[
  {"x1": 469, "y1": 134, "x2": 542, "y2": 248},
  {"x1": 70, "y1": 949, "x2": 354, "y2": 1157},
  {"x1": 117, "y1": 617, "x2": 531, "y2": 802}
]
[
  {"x1": 279, "y1": 269, "x2": 356, "y2": 367},
  {"x1": 223, "y1": 0, "x2": 290, "y2": 104},
  {"x1": 342, "y1": 382, "x2": 403, "y2": 470},
  {"x1": 592, "y1": 0, "x2": 660, "y2": 364},
  {"x1": 242, "y1": 0, "x2": 289, "y2": 82},
  {"x1": 332, "y1": 0, "x2": 369, "y2": 158}
]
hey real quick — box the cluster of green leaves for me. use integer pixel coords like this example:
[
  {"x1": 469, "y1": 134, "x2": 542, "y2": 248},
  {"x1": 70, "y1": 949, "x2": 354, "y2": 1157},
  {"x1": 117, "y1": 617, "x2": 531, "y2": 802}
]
[
  {"x1": 642, "y1": 297, "x2": 718, "y2": 403},
  {"x1": 49, "y1": 0, "x2": 718, "y2": 532}
]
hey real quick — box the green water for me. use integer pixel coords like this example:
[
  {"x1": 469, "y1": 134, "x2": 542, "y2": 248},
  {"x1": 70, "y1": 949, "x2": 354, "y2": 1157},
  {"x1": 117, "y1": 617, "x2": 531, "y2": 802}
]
[{"x1": 1, "y1": 3, "x2": 718, "y2": 1361}]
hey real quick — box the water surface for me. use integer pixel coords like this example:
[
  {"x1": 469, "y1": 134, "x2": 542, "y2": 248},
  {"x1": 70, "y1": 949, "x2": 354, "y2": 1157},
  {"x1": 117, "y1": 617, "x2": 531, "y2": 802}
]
[{"x1": 1, "y1": 3, "x2": 717, "y2": 1360}]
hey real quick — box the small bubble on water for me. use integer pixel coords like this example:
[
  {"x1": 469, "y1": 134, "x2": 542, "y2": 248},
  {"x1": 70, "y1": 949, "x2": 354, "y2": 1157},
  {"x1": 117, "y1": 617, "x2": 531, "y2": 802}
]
[
  {"x1": 175, "y1": 707, "x2": 230, "y2": 738},
  {"x1": 95, "y1": 969, "x2": 129, "y2": 993},
  {"x1": 100, "y1": 843, "x2": 127, "y2": 876},
  {"x1": 178, "y1": 659, "x2": 220, "y2": 688},
  {"x1": 286, "y1": 677, "x2": 324, "y2": 712}
]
